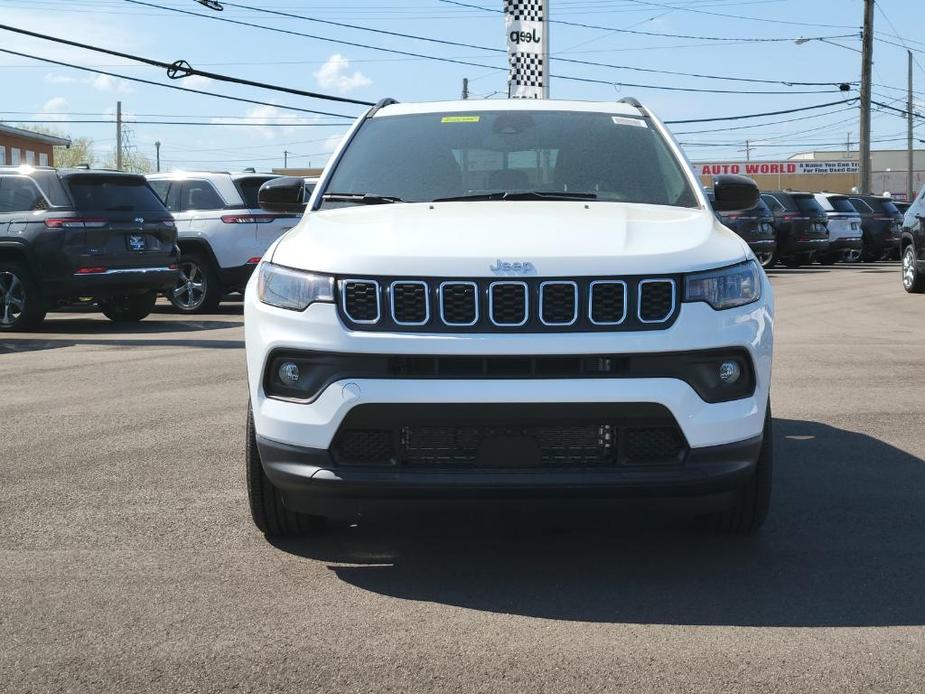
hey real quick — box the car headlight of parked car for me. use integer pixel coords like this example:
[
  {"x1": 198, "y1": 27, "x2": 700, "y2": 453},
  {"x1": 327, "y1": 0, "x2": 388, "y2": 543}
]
[
  {"x1": 257, "y1": 262, "x2": 334, "y2": 311},
  {"x1": 684, "y1": 260, "x2": 761, "y2": 310}
]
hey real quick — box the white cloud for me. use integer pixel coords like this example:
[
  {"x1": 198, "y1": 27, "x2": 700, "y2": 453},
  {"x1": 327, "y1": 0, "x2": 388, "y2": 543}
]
[
  {"x1": 44, "y1": 73, "x2": 78, "y2": 85},
  {"x1": 210, "y1": 105, "x2": 324, "y2": 141},
  {"x1": 40, "y1": 97, "x2": 69, "y2": 121},
  {"x1": 313, "y1": 54, "x2": 371, "y2": 94},
  {"x1": 179, "y1": 74, "x2": 214, "y2": 91},
  {"x1": 90, "y1": 74, "x2": 134, "y2": 94}
]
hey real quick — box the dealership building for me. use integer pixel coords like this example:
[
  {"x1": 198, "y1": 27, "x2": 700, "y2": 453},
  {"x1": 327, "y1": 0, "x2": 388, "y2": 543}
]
[
  {"x1": 0, "y1": 123, "x2": 71, "y2": 168},
  {"x1": 694, "y1": 149, "x2": 925, "y2": 200}
]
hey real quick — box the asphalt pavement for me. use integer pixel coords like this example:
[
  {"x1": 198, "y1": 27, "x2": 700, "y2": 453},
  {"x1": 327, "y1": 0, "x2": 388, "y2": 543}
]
[{"x1": 2, "y1": 263, "x2": 925, "y2": 693}]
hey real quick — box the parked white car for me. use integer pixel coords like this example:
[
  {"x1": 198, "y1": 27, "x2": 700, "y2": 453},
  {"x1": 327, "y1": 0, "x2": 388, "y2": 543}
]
[
  {"x1": 244, "y1": 98, "x2": 775, "y2": 538},
  {"x1": 147, "y1": 171, "x2": 300, "y2": 312},
  {"x1": 813, "y1": 193, "x2": 863, "y2": 263}
]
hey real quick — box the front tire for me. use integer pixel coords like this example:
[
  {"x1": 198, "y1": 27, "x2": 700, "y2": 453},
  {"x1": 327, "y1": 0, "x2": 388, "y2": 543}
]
[
  {"x1": 0, "y1": 261, "x2": 45, "y2": 332},
  {"x1": 168, "y1": 254, "x2": 223, "y2": 314},
  {"x1": 902, "y1": 244, "x2": 925, "y2": 293},
  {"x1": 100, "y1": 291, "x2": 157, "y2": 322},
  {"x1": 711, "y1": 404, "x2": 773, "y2": 534},
  {"x1": 246, "y1": 403, "x2": 325, "y2": 537}
]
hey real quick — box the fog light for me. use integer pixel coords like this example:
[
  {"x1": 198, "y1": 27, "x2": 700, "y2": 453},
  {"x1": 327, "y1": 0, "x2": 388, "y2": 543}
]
[
  {"x1": 719, "y1": 360, "x2": 741, "y2": 384},
  {"x1": 278, "y1": 361, "x2": 300, "y2": 385}
]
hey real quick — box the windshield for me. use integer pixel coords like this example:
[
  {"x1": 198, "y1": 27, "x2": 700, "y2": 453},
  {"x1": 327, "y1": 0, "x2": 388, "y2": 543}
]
[
  {"x1": 68, "y1": 175, "x2": 167, "y2": 212},
  {"x1": 828, "y1": 196, "x2": 857, "y2": 214},
  {"x1": 322, "y1": 110, "x2": 697, "y2": 209},
  {"x1": 234, "y1": 176, "x2": 276, "y2": 209},
  {"x1": 793, "y1": 195, "x2": 826, "y2": 217}
]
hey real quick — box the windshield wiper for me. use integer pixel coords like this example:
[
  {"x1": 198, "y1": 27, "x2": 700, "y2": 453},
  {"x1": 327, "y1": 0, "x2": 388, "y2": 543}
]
[
  {"x1": 322, "y1": 192, "x2": 403, "y2": 205},
  {"x1": 432, "y1": 191, "x2": 597, "y2": 202}
]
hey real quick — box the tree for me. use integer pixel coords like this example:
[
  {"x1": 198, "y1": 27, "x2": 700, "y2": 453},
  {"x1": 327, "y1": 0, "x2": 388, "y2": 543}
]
[
  {"x1": 102, "y1": 148, "x2": 153, "y2": 174},
  {"x1": 55, "y1": 137, "x2": 96, "y2": 168}
]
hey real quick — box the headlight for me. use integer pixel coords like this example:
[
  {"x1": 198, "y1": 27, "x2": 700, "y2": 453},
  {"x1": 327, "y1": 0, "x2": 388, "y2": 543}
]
[
  {"x1": 684, "y1": 260, "x2": 761, "y2": 310},
  {"x1": 256, "y1": 262, "x2": 334, "y2": 311}
]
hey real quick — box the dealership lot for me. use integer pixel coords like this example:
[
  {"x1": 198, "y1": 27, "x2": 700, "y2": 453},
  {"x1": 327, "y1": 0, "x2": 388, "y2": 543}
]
[{"x1": 2, "y1": 264, "x2": 925, "y2": 692}]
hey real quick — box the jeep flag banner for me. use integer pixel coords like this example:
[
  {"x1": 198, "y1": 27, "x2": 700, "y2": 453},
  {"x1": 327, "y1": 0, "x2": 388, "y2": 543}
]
[{"x1": 505, "y1": 0, "x2": 548, "y2": 99}]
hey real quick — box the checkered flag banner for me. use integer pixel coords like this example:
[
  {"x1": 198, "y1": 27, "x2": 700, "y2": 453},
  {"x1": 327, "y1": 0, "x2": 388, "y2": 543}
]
[{"x1": 505, "y1": 0, "x2": 548, "y2": 98}]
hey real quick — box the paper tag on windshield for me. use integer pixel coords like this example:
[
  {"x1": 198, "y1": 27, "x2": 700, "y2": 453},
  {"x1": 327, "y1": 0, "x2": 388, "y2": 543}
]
[
  {"x1": 612, "y1": 116, "x2": 647, "y2": 127},
  {"x1": 442, "y1": 115, "x2": 480, "y2": 123}
]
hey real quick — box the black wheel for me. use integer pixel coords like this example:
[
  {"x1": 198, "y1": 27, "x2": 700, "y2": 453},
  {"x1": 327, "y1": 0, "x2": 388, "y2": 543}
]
[
  {"x1": 100, "y1": 291, "x2": 157, "y2": 322},
  {"x1": 168, "y1": 253, "x2": 223, "y2": 314},
  {"x1": 708, "y1": 404, "x2": 773, "y2": 535},
  {"x1": 0, "y1": 260, "x2": 46, "y2": 332},
  {"x1": 861, "y1": 239, "x2": 880, "y2": 262},
  {"x1": 756, "y1": 248, "x2": 776, "y2": 269},
  {"x1": 246, "y1": 402, "x2": 325, "y2": 537},
  {"x1": 902, "y1": 244, "x2": 925, "y2": 293},
  {"x1": 816, "y1": 253, "x2": 838, "y2": 266},
  {"x1": 783, "y1": 256, "x2": 802, "y2": 268}
]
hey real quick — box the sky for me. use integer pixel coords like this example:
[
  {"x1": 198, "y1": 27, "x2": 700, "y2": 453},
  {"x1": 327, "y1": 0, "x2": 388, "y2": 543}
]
[{"x1": 1, "y1": 0, "x2": 923, "y2": 171}]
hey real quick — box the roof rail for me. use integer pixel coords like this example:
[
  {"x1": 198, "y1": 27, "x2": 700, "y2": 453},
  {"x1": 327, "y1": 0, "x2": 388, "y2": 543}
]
[
  {"x1": 365, "y1": 97, "x2": 399, "y2": 119},
  {"x1": 618, "y1": 96, "x2": 648, "y2": 116}
]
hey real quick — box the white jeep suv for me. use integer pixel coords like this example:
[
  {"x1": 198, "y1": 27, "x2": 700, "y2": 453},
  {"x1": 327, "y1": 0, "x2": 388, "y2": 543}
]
[
  {"x1": 147, "y1": 171, "x2": 299, "y2": 312},
  {"x1": 244, "y1": 98, "x2": 775, "y2": 537}
]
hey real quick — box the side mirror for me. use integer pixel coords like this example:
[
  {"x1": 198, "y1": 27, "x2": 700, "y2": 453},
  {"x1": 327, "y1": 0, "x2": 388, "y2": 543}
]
[
  {"x1": 712, "y1": 174, "x2": 760, "y2": 212},
  {"x1": 258, "y1": 176, "x2": 308, "y2": 213}
]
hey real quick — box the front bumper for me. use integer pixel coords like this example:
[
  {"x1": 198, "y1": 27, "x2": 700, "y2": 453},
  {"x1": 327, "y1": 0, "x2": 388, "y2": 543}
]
[{"x1": 257, "y1": 430, "x2": 762, "y2": 517}]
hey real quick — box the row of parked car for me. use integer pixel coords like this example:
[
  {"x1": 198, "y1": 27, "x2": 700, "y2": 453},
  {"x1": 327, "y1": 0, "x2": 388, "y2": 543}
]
[
  {"x1": 1, "y1": 163, "x2": 923, "y2": 332},
  {"x1": 708, "y1": 189, "x2": 905, "y2": 268},
  {"x1": 0, "y1": 165, "x2": 316, "y2": 330}
]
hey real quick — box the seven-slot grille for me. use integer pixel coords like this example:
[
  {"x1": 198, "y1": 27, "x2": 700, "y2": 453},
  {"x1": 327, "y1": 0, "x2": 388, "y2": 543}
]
[{"x1": 339, "y1": 276, "x2": 678, "y2": 332}]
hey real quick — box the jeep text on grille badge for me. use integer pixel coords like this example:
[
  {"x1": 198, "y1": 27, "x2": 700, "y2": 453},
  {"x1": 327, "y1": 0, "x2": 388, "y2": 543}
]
[{"x1": 489, "y1": 259, "x2": 537, "y2": 275}]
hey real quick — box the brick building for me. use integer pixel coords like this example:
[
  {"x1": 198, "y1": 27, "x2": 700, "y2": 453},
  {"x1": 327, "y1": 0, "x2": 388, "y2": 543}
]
[{"x1": 0, "y1": 123, "x2": 71, "y2": 167}]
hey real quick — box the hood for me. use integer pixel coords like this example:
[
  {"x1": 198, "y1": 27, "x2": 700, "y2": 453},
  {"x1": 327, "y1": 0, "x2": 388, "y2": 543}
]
[{"x1": 272, "y1": 201, "x2": 749, "y2": 277}]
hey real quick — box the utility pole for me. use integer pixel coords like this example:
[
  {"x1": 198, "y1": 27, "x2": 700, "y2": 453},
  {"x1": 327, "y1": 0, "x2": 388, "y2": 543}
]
[
  {"x1": 859, "y1": 0, "x2": 874, "y2": 193},
  {"x1": 908, "y1": 50, "x2": 914, "y2": 202},
  {"x1": 846, "y1": 131, "x2": 852, "y2": 159},
  {"x1": 745, "y1": 140, "x2": 751, "y2": 161},
  {"x1": 155, "y1": 141, "x2": 161, "y2": 173},
  {"x1": 115, "y1": 100, "x2": 123, "y2": 171},
  {"x1": 461, "y1": 77, "x2": 469, "y2": 100},
  {"x1": 283, "y1": 150, "x2": 289, "y2": 168}
]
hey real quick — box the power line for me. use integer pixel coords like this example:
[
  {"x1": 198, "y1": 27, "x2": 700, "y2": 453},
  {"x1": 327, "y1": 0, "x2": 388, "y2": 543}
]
[
  {"x1": 2, "y1": 119, "x2": 350, "y2": 126},
  {"x1": 611, "y1": 0, "x2": 858, "y2": 29},
  {"x1": 672, "y1": 104, "x2": 859, "y2": 135},
  {"x1": 0, "y1": 23, "x2": 374, "y2": 107},
  {"x1": 219, "y1": 0, "x2": 853, "y2": 88},
  {"x1": 0, "y1": 48, "x2": 356, "y2": 118},
  {"x1": 437, "y1": 0, "x2": 860, "y2": 40},
  {"x1": 664, "y1": 98, "x2": 859, "y2": 125},
  {"x1": 116, "y1": 0, "x2": 846, "y2": 94}
]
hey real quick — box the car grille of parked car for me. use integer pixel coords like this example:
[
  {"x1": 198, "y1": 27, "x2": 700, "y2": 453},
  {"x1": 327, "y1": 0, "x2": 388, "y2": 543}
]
[
  {"x1": 332, "y1": 423, "x2": 686, "y2": 468},
  {"x1": 328, "y1": 403, "x2": 689, "y2": 469},
  {"x1": 338, "y1": 276, "x2": 678, "y2": 332}
]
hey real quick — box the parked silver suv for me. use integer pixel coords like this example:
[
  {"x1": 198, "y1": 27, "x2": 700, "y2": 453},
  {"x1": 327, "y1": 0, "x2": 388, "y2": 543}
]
[
  {"x1": 813, "y1": 193, "x2": 863, "y2": 264},
  {"x1": 147, "y1": 171, "x2": 299, "y2": 313}
]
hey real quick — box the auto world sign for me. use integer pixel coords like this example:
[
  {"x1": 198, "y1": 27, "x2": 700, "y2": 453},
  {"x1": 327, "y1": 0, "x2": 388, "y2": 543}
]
[
  {"x1": 505, "y1": 0, "x2": 548, "y2": 98},
  {"x1": 696, "y1": 160, "x2": 860, "y2": 176}
]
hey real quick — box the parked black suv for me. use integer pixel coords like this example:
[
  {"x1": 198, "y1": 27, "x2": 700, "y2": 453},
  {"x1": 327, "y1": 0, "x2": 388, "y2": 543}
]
[
  {"x1": 847, "y1": 194, "x2": 902, "y2": 261},
  {"x1": 900, "y1": 184, "x2": 925, "y2": 292},
  {"x1": 760, "y1": 191, "x2": 830, "y2": 267},
  {"x1": 0, "y1": 166, "x2": 178, "y2": 331},
  {"x1": 708, "y1": 191, "x2": 776, "y2": 268}
]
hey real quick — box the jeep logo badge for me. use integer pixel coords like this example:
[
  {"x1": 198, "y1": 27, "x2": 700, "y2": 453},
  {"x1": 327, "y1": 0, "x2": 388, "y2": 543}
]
[
  {"x1": 489, "y1": 259, "x2": 537, "y2": 275},
  {"x1": 133, "y1": 217, "x2": 145, "y2": 224}
]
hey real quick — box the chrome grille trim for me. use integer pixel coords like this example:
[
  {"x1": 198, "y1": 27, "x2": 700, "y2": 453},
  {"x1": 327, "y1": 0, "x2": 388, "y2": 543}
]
[
  {"x1": 539, "y1": 280, "x2": 578, "y2": 326},
  {"x1": 340, "y1": 279, "x2": 381, "y2": 324},
  {"x1": 488, "y1": 281, "x2": 529, "y2": 327},
  {"x1": 438, "y1": 281, "x2": 479, "y2": 327},
  {"x1": 637, "y1": 278, "x2": 676, "y2": 324},
  {"x1": 389, "y1": 280, "x2": 430, "y2": 326},
  {"x1": 588, "y1": 280, "x2": 628, "y2": 326}
]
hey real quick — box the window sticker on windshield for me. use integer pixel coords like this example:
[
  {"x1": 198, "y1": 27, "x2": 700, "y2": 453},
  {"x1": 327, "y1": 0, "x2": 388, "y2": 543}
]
[
  {"x1": 441, "y1": 115, "x2": 480, "y2": 123},
  {"x1": 612, "y1": 116, "x2": 647, "y2": 127}
]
